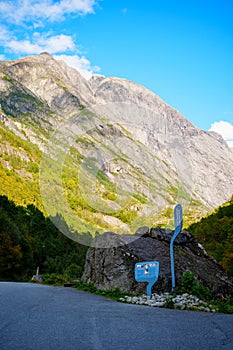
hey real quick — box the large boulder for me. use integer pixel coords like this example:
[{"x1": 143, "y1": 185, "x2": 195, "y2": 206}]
[{"x1": 82, "y1": 229, "x2": 233, "y2": 296}]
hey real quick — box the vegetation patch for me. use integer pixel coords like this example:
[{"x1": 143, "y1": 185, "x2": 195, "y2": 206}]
[
  {"x1": 0, "y1": 195, "x2": 88, "y2": 282},
  {"x1": 73, "y1": 282, "x2": 131, "y2": 301},
  {"x1": 187, "y1": 197, "x2": 233, "y2": 276}
]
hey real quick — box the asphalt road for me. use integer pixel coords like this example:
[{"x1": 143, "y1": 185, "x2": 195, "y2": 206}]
[{"x1": 0, "y1": 282, "x2": 233, "y2": 350}]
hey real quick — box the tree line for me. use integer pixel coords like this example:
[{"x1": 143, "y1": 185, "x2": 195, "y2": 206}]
[
  {"x1": 1, "y1": 193, "x2": 232, "y2": 281},
  {"x1": 188, "y1": 196, "x2": 233, "y2": 276},
  {"x1": 0, "y1": 195, "x2": 89, "y2": 281}
]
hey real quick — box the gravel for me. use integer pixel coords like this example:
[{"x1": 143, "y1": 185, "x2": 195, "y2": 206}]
[{"x1": 119, "y1": 292, "x2": 217, "y2": 312}]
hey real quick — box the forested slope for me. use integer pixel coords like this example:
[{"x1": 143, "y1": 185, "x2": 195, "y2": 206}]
[
  {"x1": 188, "y1": 197, "x2": 233, "y2": 276},
  {"x1": 0, "y1": 195, "x2": 88, "y2": 281}
]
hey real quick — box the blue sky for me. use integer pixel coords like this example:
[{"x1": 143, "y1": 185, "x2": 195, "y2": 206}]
[{"x1": 0, "y1": 0, "x2": 233, "y2": 146}]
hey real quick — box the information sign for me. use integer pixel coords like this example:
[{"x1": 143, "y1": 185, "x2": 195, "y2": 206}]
[{"x1": 135, "y1": 261, "x2": 160, "y2": 297}]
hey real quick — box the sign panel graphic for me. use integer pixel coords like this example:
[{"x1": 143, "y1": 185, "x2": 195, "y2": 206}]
[{"x1": 135, "y1": 261, "x2": 160, "y2": 297}]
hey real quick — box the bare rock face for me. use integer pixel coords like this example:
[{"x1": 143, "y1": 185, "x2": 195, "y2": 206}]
[
  {"x1": 0, "y1": 53, "x2": 94, "y2": 116},
  {"x1": 82, "y1": 231, "x2": 233, "y2": 296},
  {"x1": 90, "y1": 76, "x2": 233, "y2": 211},
  {"x1": 0, "y1": 53, "x2": 233, "y2": 230}
]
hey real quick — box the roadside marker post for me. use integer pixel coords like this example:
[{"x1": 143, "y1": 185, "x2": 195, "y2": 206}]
[
  {"x1": 170, "y1": 204, "x2": 183, "y2": 292},
  {"x1": 135, "y1": 261, "x2": 160, "y2": 297}
]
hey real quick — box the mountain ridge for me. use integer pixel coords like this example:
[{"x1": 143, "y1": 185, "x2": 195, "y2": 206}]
[{"x1": 0, "y1": 54, "x2": 232, "y2": 235}]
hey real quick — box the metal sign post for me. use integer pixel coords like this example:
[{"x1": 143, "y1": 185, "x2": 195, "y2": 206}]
[
  {"x1": 135, "y1": 261, "x2": 160, "y2": 297},
  {"x1": 170, "y1": 204, "x2": 183, "y2": 292}
]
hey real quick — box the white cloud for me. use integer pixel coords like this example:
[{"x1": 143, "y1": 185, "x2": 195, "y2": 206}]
[
  {"x1": 0, "y1": 1, "x2": 12, "y2": 13},
  {"x1": 0, "y1": 54, "x2": 6, "y2": 60},
  {"x1": 0, "y1": 0, "x2": 97, "y2": 23},
  {"x1": 7, "y1": 40, "x2": 42, "y2": 54},
  {"x1": 39, "y1": 34, "x2": 76, "y2": 52},
  {"x1": 0, "y1": 25, "x2": 11, "y2": 41},
  {"x1": 0, "y1": 1, "x2": 101, "y2": 80},
  {"x1": 59, "y1": 0, "x2": 97, "y2": 15},
  {"x1": 54, "y1": 54, "x2": 100, "y2": 79},
  {"x1": 209, "y1": 121, "x2": 233, "y2": 148},
  {"x1": 6, "y1": 34, "x2": 76, "y2": 54}
]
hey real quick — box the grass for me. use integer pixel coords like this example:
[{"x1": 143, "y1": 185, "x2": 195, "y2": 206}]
[
  {"x1": 74, "y1": 281, "x2": 233, "y2": 313},
  {"x1": 210, "y1": 297, "x2": 233, "y2": 314},
  {"x1": 40, "y1": 277, "x2": 131, "y2": 301},
  {"x1": 175, "y1": 271, "x2": 233, "y2": 313},
  {"x1": 37, "y1": 273, "x2": 233, "y2": 313},
  {"x1": 73, "y1": 281, "x2": 130, "y2": 301}
]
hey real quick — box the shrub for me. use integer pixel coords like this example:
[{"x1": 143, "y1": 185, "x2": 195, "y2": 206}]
[
  {"x1": 64, "y1": 263, "x2": 83, "y2": 279},
  {"x1": 178, "y1": 271, "x2": 196, "y2": 294},
  {"x1": 177, "y1": 271, "x2": 212, "y2": 301},
  {"x1": 164, "y1": 297, "x2": 175, "y2": 309},
  {"x1": 42, "y1": 273, "x2": 68, "y2": 285}
]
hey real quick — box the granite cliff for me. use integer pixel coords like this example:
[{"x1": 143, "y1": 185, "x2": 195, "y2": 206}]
[{"x1": 0, "y1": 53, "x2": 233, "y2": 234}]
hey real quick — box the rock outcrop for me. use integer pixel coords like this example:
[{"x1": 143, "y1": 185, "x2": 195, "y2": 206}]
[{"x1": 82, "y1": 230, "x2": 233, "y2": 297}]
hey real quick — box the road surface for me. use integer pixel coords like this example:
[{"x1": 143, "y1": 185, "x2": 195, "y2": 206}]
[{"x1": 0, "y1": 282, "x2": 233, "y2": 350}]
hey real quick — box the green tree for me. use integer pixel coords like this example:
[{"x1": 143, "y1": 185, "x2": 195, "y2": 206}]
[{"x1": 0, "y1": 231, "x2": 22, "y2": 279}]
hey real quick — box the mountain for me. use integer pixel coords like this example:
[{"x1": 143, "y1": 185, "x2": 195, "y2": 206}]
[{"x1": 0, "y1": 53, "x2": 233, "y2": 236}]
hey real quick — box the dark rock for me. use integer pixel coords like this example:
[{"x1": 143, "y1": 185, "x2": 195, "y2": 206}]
[
  {"x1": 64, "y1": 279, "x2": 80, "y2": 287},
  {"x1": 135, "y1": 226, "x2": 150, "y2": 237},
  {"x1": 150, "y1": 228, "x2": 172, "y2": 242},
  {"x1": 175, "y1": 230, "x2": 195, "y2": 245},
  {"x1": 82, "y1": 231, "x2": 233, "y2": 297},
  {"x1": 150, "y1": 228, "x2": 195, "y2": 245}
]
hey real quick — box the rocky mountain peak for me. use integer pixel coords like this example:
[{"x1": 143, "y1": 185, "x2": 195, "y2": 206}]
[
  {"x1": 1, "y1": 54, "x2": 94, "y2": 114},
  {"x1": 39, "y1": 51, "x2": 52, "y2": 56},
  {"x1": 0, "y1": 54, "x2": 232, "y2": 233}
]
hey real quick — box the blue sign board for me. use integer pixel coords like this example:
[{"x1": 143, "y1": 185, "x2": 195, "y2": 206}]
[
  {"x1": 135, "y1": 261, "x2": 160, "y2": 297},
  {"x1": 173, "y1": 203, "x2": 183, "y2": 239},
  {"x1": 170, "y1": 204, "x2": 183, "y2": 292}
]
